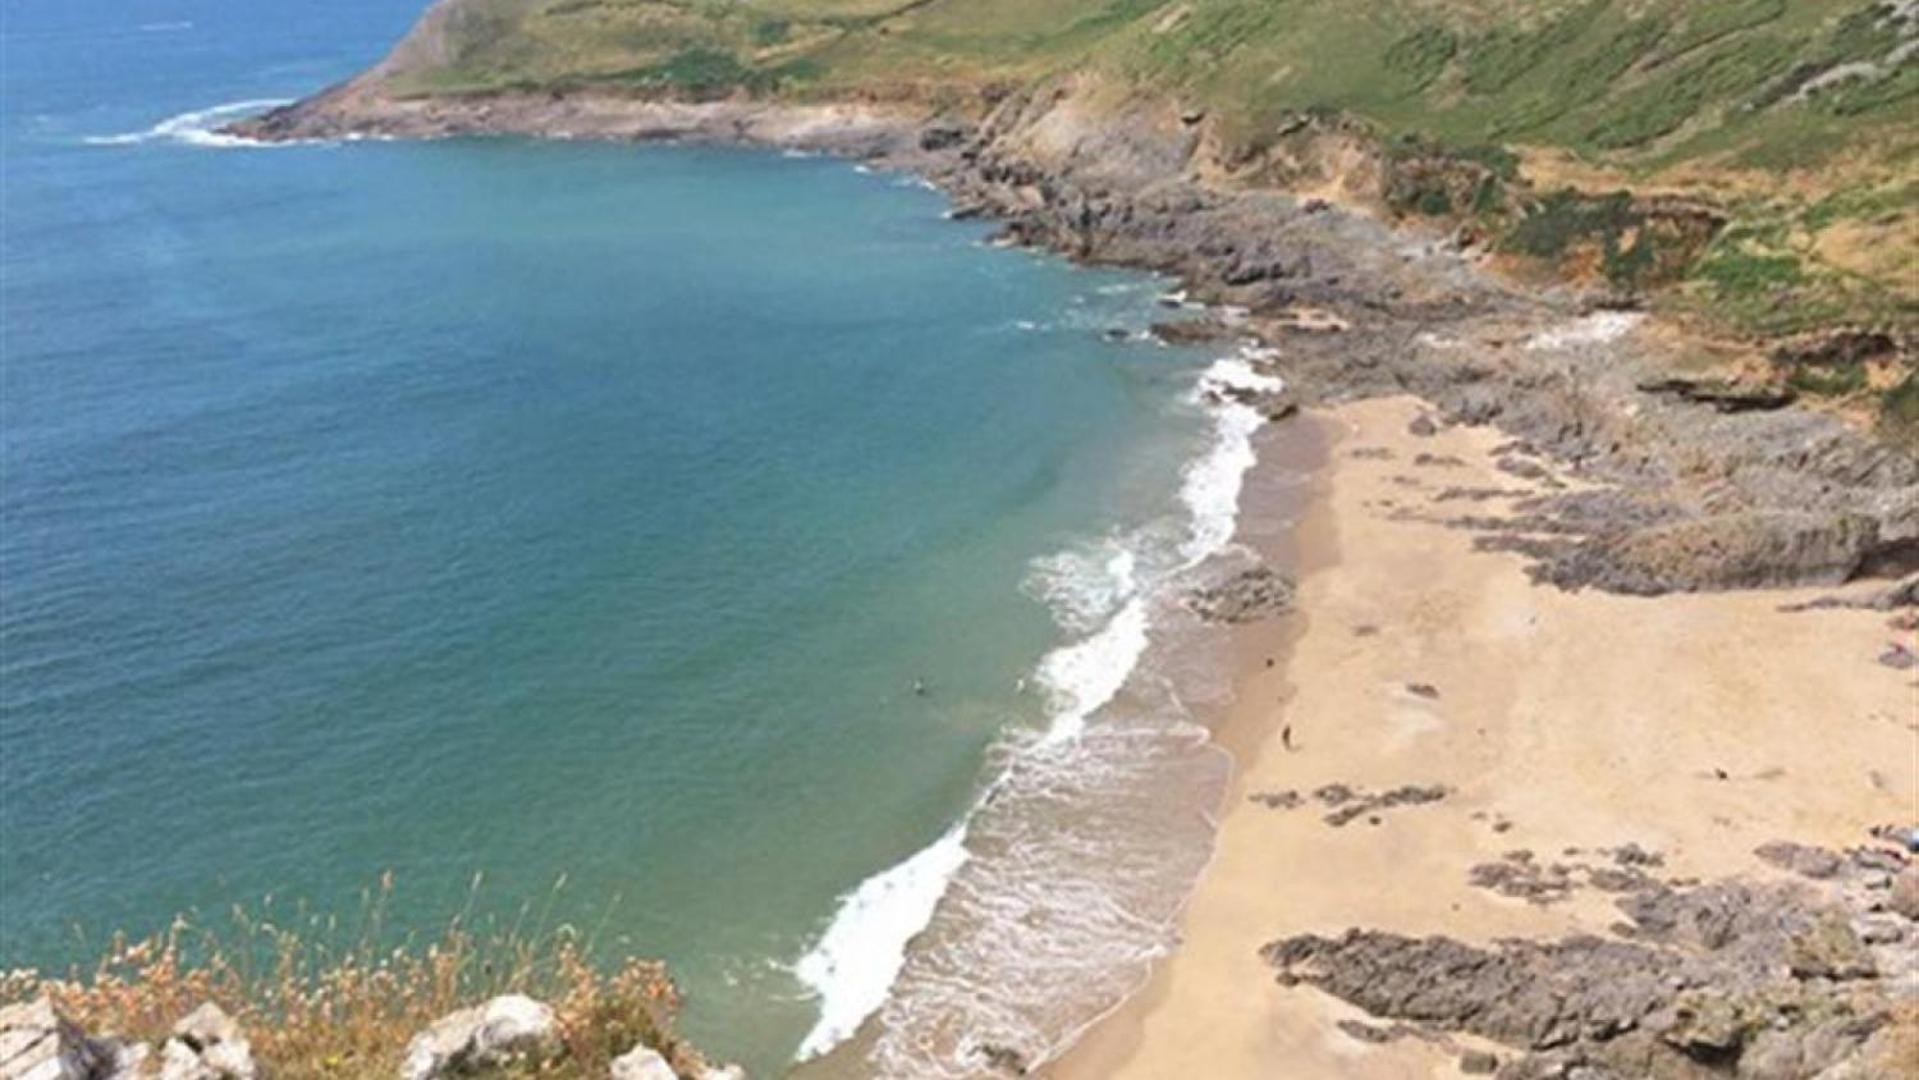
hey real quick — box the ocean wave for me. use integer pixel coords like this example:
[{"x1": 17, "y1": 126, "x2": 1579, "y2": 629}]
[
  {"x1": 138, "y1": 21, "x2": 194, "y2": 32},
  {"x1": 82, "y1": 99, "x2": 292, "y2": 149},
  {"x1": 1179, "y1": 354, "x2": 1283, "y2": 566},
  {"x1": 791, "y1": 339, "x2": 1281, "y2": 1073},
  {"x1": 792, "y1": 823, "x2": 972, "y2": 1060}
]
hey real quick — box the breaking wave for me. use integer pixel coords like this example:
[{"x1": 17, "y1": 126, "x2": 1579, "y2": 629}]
[
  {"x1": 792, "y1": 344, "x2": 1285, "y2": 1075},
  {"x1": 83, "y1": 99, "x2": 291, "y2": 149}
]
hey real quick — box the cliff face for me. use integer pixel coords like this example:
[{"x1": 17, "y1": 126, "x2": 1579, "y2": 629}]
[
  {"x1": 258, "y1": 0, "x2": 1917, "y2": 342},
  {"x1": 236, "y1": 1, "x2": 1919, "y2": 595}
]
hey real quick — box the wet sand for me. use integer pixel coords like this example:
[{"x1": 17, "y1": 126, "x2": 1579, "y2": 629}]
[{"x1": 1052, "y1": 395, "x2": 1918, "y2": 1078}]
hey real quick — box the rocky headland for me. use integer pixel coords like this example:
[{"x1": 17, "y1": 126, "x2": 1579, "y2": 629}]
[
  {"x1": 197, "y1": 4, "x2": 1919, "y2": 1076},
  {"x1": 236, "y1": 69, "x2": 1916, "y2": 599}
]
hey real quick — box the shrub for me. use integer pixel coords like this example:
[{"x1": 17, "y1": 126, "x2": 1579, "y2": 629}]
[{"x1": 0, "y1": 875, "x2": 696, "y2": 1079}]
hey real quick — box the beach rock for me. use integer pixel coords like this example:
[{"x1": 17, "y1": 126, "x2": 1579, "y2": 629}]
[
  {"x1": 1458, "y1": 1049, "x2": 1499, "y2": 1074},
  {"x1": 1888, "y1": 870, "x2": 1919, "y2": 921},
  {"x1": 1756, "y1": 840, "x2": 1845, "y2": 879},
  {"x1": 610, "y1": 1045, "x2": 676, "y2": 1080},
  {"x1": 1318, "y1": 784, "x2": 1449, "y2": 828},
  {"x1": 1148, "y1": 318, "x2": 1234, "y2": 344},
  {"x1": 1184, "y1": 566, "x2": 1295, "y2": 624},
  {"x1": 402, "y1": 994, "x2": 557, "y2": 1080},
  {"x1": 158, "y1": 1003, "x2": 255, "y2": 1080},
  {"x1": 971, "y1": 1042, "x2": 1028, "y2": 1075},
  {"x1": 696, "y1": 1065, "x2": 745, "y2": 1080},
  {"x1": 1267, "y1": 859, "x2": 1916, "y2": 1079}
]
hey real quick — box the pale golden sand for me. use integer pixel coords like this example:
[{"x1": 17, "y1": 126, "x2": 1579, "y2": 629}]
[{"x1": 1053, "y1": 395, "x2": 1918, "y2": 1079}]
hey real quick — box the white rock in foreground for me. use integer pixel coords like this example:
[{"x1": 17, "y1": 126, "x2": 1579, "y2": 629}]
[
  {"x1": 158, "y1": 1002, "x2": 256, "y2": 1080},
  {"x1": 609, "y1": 1044, "x2": 676, "y2": 1080},
  {"x1": 401, "y1": 994, "x2": 557, "y2": 1080},
  {"x1": 0, "y1": 997, "x2": 147, "y2": 1080}
]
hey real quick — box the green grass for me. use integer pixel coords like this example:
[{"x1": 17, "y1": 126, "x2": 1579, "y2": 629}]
[{"x1": 367, "y1": 0, "x2": 1917, "y2": 337}]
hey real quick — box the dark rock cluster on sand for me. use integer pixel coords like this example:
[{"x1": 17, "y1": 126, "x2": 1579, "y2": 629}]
[
  {"x1": 1264, "y1": 842, "x2": 1919, "y2": 1079},
  {"x1": 1183, "y1": 566, "x2": 1297, "y2": 625}
]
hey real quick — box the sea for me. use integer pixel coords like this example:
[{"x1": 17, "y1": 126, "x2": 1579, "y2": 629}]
[{"x1": 0, "y1": 2, "x2": 1289, "y2": 1074}]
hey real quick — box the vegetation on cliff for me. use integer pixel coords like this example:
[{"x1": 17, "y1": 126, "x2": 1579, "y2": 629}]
[
  {"x1": 342, "y1": 0, "x2": 1916, "y2": 424},
  {"x1": 1, "y1": 876, "x2": 703, "y2": 1077}
]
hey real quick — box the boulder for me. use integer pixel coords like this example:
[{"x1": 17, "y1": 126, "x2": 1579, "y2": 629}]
[
  {"x1": 402, "y1": 994, "x2": 557, "y2": 1080},
  {"x1": 1888, "y1": 870, "x2": 1919, "y2": 922},
  {"x1": 157, "y1": 1003, "x2": 255, "y2": 1080},
  {"x1": 0, "y1": 998, "x2": 146, "y2": 1080},
  {"x1": 609, "y1": 1044, "x2": 676, "y2": 1080},
  {"x1": 1, "y1": 998, "x2": 108, "y2": 1080}
]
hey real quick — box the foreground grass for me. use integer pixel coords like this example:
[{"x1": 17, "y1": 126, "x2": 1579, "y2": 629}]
[{"x1": 1, "y1": 874, "x2": 700, "y2": 1078}]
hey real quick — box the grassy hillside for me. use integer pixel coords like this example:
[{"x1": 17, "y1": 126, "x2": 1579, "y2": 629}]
[
  {"x1": 388, "y1": 0, "x2": 1916, "y2": 177},
  {"x1": 377, "y1": 0, "x2": 1914, "y2": 401}
]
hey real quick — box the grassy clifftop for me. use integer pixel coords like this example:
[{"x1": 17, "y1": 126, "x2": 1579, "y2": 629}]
[
  {"x1": 385, "y1": 0, "x2": 1915, "y2": 175},
  {"x1": 366, "y1": 0, "x2": 1914, "y2": 405}
]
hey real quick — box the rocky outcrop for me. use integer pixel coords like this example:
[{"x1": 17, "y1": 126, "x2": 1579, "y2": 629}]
[
  {"x1": 1264, "y1": 843, "x2": 1919, "y2": 1079},
  {"x1": 232, "y1": 66, "x2": 1919, "y2": 597},
  {"x1": 0, "y1": 998, "x2": 144, "y2": 1080},
  {"x1": 401, "y1": 994, "x2": 558, "y2": 1080},
  {"x1": 1183, "y1": 566, "x2": 1295, "y2": 624},
  {"x1": 157, "y1": 1004, "x2": 255, "y2": 1080}
]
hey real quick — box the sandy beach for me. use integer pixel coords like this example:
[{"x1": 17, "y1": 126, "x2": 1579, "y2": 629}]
[{"x1": 1055, "y1": 395, "x2": 1918, "y2": 1079}]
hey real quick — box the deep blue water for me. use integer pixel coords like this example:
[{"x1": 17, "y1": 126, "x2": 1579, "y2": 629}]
[{"x1": 0, "y1": 1, "x2": 1218, "y2": 1068}]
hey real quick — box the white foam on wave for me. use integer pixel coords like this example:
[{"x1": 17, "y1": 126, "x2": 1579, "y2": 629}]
[
  {"x1": 83, "y1": 99, "x2": 293, "y2": 149},
  {"x1": 792, "y1": 822, "x2": 972, "y2": 1060},
  {"x1": 138, "y1": 20, "x2": 194, "y2": 32},
  {"x1": 792, "y1": 336, "x2": 1279, "y2": 1069},
  {"x1": 1179, "y1": 352, "x2": 1283, "y2": 566},
  {"x1": 790, "y1": 537, "x2": 1151, "y2": 1061}
]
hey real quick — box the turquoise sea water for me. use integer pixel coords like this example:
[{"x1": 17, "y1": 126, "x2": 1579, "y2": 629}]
[{"x1": 0, "y1": 2, "x2": 1280, "y2": 1072}]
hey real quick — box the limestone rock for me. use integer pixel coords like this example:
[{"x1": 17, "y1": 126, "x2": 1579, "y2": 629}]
[
  {"x1": 609, "y1": 1044, "x2": 676, "y2": 1080},
  {"x1": 1756, "y1": 841, "x2": 1845, "y2": 879},
  {"x1": 157, "y1": 1003, "x2": 255, "y2": 1080},
  {"x1": 0, "y1": 998, "x2": 110, "y2": 1080},
  {"x1": 402, "y1": 994, "x2": 557, "y2": 1080}
]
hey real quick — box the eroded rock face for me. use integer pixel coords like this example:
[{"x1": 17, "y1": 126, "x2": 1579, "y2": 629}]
[
  {"x1": 1264, "y1": 845, "x2": 1918, "y2": 1079},
  {"x1": 0, "y1": 998, "x2": 148, "y2": 1080},
  {"x1": 401, "y1": 994, "x2": 558, "y2": 1080},
  {"x1": 235, "y1": 70, "x2": 1919, "y2": 597}
]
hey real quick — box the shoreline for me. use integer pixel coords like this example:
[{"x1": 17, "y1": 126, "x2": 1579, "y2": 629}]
[
  {"x1": 1053, "y1": 395, "x2": 1917, "y2": 1078},
  {"x1": 225, "y1": 78, "x2": 1919, "y2": 1077}
]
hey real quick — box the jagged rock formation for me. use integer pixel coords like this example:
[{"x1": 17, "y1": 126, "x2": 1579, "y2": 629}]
[
  {"x1": 231, "y1": 22, "x2": 1919, "y2": 598},
  {"x1": 0, "y1": 998, "x2": 144, "y2": 1080},
  {"x1": 1263, "y1": 845, "x2": 1919, "y2": 1079}
]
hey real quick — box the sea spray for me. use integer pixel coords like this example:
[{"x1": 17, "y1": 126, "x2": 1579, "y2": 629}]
[
  {"x1": 792, "y1": 345, "x2": 1287, "y2": 1075},
  {"x1": 83, "y1": 99, "x2": 292, "y2": 149}
]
